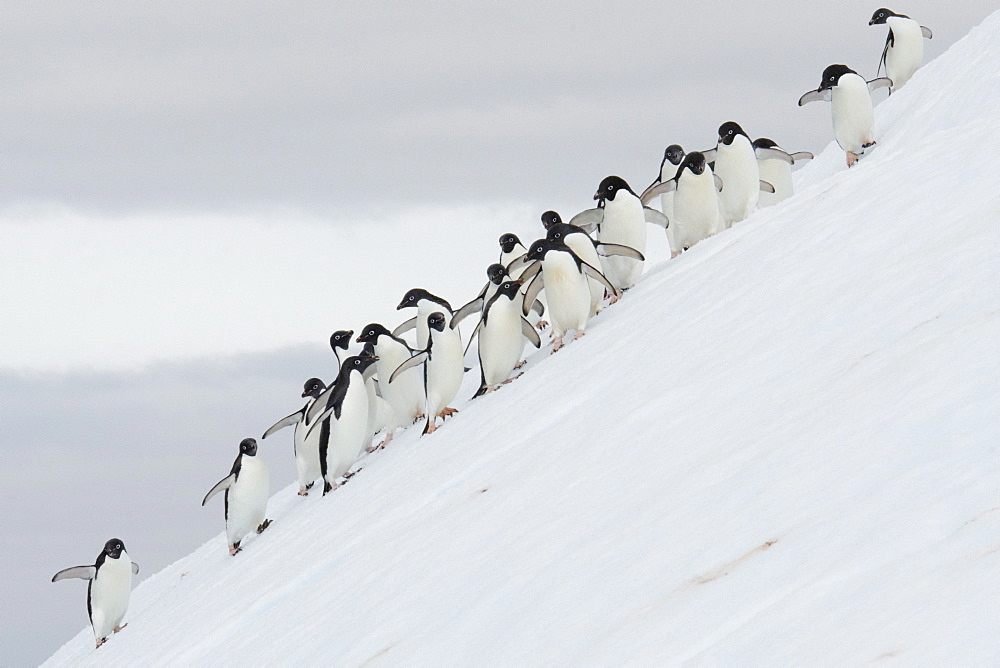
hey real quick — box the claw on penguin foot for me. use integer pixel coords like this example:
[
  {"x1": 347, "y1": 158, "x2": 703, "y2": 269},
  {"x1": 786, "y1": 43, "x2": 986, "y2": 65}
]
[
  {"x1": 425, "y1": 421, "x2": 438, "y2": 434},
  {"x1": 846, "y1": 151, "x2": 859, "y2": 167},
  {"x1": 113, "y1": 624, "x2": 127, "y2": 634},
  {"x1": 305, "y1": 482, "x2": 314, "y2": 490},
  {"x1": 536, "y1": 320, "x2": 549, "y2": 330},
  {"x1": 551, "y1": 337, "x2": 564, "y2": 353},
  {"x1": 95, "y1": 638, "x2": 106, "y2": 649},
  {"x1": 501, "y1": 372, "x2": 524, "y2": 385},
  {"x1": 323, "y1": 481, "x2": 334, "y2": 495},
  {"x1": 573, "y1": 330, "x2": 586, "y2": 341},
  {"x1": 257, "y1": 519, "x2": 271, "y2": 534},
  {"x1": 439, "y1": 407, "x2": 458, "y2": 419},
  {"x1": 297, "y1": 489, "x2": 309, "y2": 496},
  {"x1": 229, "y1": 544, "x2": 242, "y2": 557},
  {"x1": 413, "y1": 413, "x2": 425, "y2": 424},
  {"x1": 514, "y1": 360, "x2": 526, "y2": 369},
  {"x1": 485, "y1": 385, "x2": 499, "y2": 393},
  {"x1": 343, "y1": 468, "x2": 361, "y2": 480}
]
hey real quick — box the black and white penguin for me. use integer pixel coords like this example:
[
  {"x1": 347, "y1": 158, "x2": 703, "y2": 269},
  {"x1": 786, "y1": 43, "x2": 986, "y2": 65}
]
[
  {"x1": 451, "y1": 263, "x2": 511, "y2": 330},
  {"x1": 521, "y1": 238, "x2": 619, "y2": 352},
  {"x1": 654, "y1": 145, "x2": 685, "y2": 254},
  {"x1": 540, "y1": 210, "x2": 564, "y2": 231},
  {"x1": 752, "y1": 138, "x2": 814, "y2": 207},
  {"x1": 641, "y1": 151, "x2": 722, "y2": 254},
  {"x1": 870, "y1": 8, "x2": 932, "y2": 91},
  {"x1": 305, "y1": 354, "x2": 378, "y2": 492},
  {"x1": 52, "y1": 538, "x2": 139, "y2": 648},
  {"x1": 701, "y1": 122, "x2": 778, "y2": 229},
  {"x1": 261, "y1": 377, "x2": 327, "y2": 495},
  {"x1": 393, "y1": 288, "x2": 455, "y2": 349},
  {"x1": 389, "y1": 312, "x2": 464, "y2": 434},
  {"x1": 799, "y1": 64, "x2": 892, "y2": 167},
  {"x1": 202, "y1": 438, "x2": 271, "y2": 556},
  {"x1": 356, "y1": 323, "x2": 425, "y2": 447},
  {"x1": 466, "y1": 279, "x2": 541, "y2": 396},
  {"x1": 361, "y1": 341, "x2": 391, "y2": 452},
  {"x1": 499, "y1": 233, "x2": 527, "y2": 269},
  {"x1": 329, "y1": 330, "x2": 354, "y2": 367}
]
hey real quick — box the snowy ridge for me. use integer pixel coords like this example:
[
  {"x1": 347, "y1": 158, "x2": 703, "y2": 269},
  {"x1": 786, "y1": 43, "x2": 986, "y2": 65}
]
[{"x1": 46, "y1": 12, "x2": 1000, "y2": 665}]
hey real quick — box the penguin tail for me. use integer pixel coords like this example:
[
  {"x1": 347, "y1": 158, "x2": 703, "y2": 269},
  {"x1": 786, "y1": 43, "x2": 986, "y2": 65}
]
[{"x1": 473, "y1": 383, "x2": 488, "y2": 399}]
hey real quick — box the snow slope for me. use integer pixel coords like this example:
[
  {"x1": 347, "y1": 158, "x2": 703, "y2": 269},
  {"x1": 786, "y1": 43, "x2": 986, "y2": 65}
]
[{"x1": 46, "y1": 12, "x2": 1000, "y2": 665}]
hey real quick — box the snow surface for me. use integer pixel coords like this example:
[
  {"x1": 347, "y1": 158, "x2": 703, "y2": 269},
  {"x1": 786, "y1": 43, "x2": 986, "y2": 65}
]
[{"x1": 46, "y1": 11, "x2": 1000, "y2": 665}]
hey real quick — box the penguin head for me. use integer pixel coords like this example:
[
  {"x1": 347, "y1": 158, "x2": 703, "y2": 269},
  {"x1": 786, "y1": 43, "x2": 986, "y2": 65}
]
[
  {"x1": 718, "y1": 122, "x2": 748, "y2": 146},
  {"x1": 663, "y1": 144, "x2": 685, "y2": 166},
  {"x1": 496, "y1": 280, "x2": 523, "y2": 299},
  {"x1": 240, "y1": 438, "x2": 258, "y2": 456},
  {"x1": 302, "y1": 377, "x2": 326, "y2": 398},
  {"x1": 540, "y1": 211, "x2": 563, "y2": 230},
  {"x1": 361, "y1": 341, "x2": 376, "y2": 357},
  {"x1": 546, "y1": 222, "x2": 581, "y2": 243},
  {"x1": 678, "y1": 151, "x2": 708, "y2": 177},
  {"x1": 869, "y1": 8, "x2": 903, "y2": 25},
  {"x1": 594, "y1": 176, "x2": 635, "y2": 203},
  {"x1": 752, "y1": 137, "x2": 779, "y2": 150},
  {"x1": 329, "y1": 330, "x2": 353, "y2": 351},
  {"x1": 426, "y1": 312, "x2": 447, "y2": 332},
  {"x1": 486, "y1": 263, "x2": 508, "y2": 284},
  {"x1": 526, "y1": 238, "x2": 568, "y2": 262},
  {"x1": 345, "y1": 354, "x2": 379, "y2": 374},
  {"x1": 103, "y1": 539, "x2": 126, "y2": 559},
  {"x1": 499, "y1": 233, "x2": 524, "y2": 254},
  {"x1": 397, "y1": 288, "x2": 451, "y2": 313},
  {"x1": 357, "y1": 323, "x2": 390, "y2": 344},
  {"x1": 819, "y1": 64, "x2": 857, "y2": 90}
]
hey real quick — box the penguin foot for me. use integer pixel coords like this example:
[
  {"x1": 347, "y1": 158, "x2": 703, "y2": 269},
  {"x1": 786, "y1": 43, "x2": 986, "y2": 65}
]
[
  {"x1": 113, "y1": 624, "x2": 127, "y2": 634},
  {"x1": 438, "y1": 407, "x2": 458, "y2": 419},
  {"x1": 343, "y1": 467, "x2": 361, "y2": 480},
  {"x1": 535, "y1": 320, "x2": 549, "y2": 330},
  {"x1": 551, "y1": 337, "x2": 564, "y2": 353},
  {"x1": 607, "y1": 293, "x2": 621, "y2": 305},
  {"x1": 229, "y1": 544, "x2": 242, "y2": 557},
  {"x1": 573, "y1": 331, "x2": 586, "y2": 341},
  {"x1": 501, "y1": 372, "x2": 524, "y2": 385},
  {"x1": 305, "y1": 482, "x2": 314, "y2": 490},
  {"x1": 846, "y1": 151, "x2": 859, "y2": 167},
  {"x1": 323, "y1": 481, "x2": 335, "y2": 495},
  {"x1": 413, "y1": 413, "x2": 425, "y2": 424},
  {"x1": 297, "y1": 489, "x2": 309, "y2": 496},
  {"x1": 485, "y1": 385, "x2": 499, "y2": 394},
  {"x1": 378, "y1": 432, "x2": 394, "y2": 449},
  {"x1": 257, "y1": 519, "x2": 272, "y2": 534},
  {"x1": 425, "y1": 421, "x2": 438, "y2": 434},
  {"x1": 862, "y1": 140, "x2": 876, "y2": 149},
  {"x1": 514, "y1": 360, "x2": 527, "y2": 369},
  {"x1": 670, "y1": 250, "x2": 682, "y2": 259},
  {"x1": 95, "y1": 637, "x2": 106, "y2": 649}
]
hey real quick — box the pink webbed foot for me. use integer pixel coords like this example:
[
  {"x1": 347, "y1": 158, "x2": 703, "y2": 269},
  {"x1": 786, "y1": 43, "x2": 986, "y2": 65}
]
[
  {"x1": 297, "y1": 489, "x2": 309, "y2": 496},
  {"x1": 513, "y1": 360, "x2": 527, "y2": 369},
  {"x1": 438, "y1": 407, "x2": 458, "y2": 419},
  {"x1": 573, "y1": 330, "x2": 586, "y2": 341},
  {"x1": 113, "y1": 624, "x2": 127, "y2": 634},
  {"x1": 500, "y1": 372, "x2": 524, "y2": 385},
  {"x1": 535, "y1": 320, "x2": 549, "y2": 330},
  {"x1": 846, "y1": 151, "x2": 858, "y2": 167},
  {"x1": 95, "y1": 637, "x2": 106, "y2": 649},
  {"x1": 229, "y1": 544, "x2": 242, "y2": 557},
  {"x1": 551, "y1": 337, "x2": 564, "y2": 353}
]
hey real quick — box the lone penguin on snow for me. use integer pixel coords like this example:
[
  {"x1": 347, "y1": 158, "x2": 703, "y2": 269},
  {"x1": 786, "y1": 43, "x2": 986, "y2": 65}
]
[{"x1": 52, "y1": 538, "x2": 140, "y2": 648}]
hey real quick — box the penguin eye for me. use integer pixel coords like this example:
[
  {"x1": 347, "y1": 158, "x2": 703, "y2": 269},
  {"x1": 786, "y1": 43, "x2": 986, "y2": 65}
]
[
  {"x1": 606, "y1": 185, "x2": 613, "y2": 190},
  {"x1": 554, "y1": 232, "x2": 561, "y2": 239}
]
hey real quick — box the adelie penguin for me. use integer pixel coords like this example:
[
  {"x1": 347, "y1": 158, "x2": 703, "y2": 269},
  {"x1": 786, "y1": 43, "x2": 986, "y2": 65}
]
[
  {"x1": 393, "y1": 288, "x2": 455, "y2": 350},
  {"x1": 568, "y1": 176, "x2": 668, "y2": 295},
  {"x1": 641, "y1": 151, "x2": 722, "y2": 254},
  {"x1": 356, "y1": 324, "x2": 425, "y2": 448},
  {"x1": 654, "y1": 145, "x2": 685, "y2": 255},
  {"x1": 202, "y1": 437, "x2": 271, "y2": 556},
  {"x1": 870, "y1": 8, "x2": 932, "y2": 92},
  {"x1": 521, "y1": 238, "x2": 619, "y2": 353},
  {"x1": 465, "y1": 279, "x2": 541, "y2": 395},
  {"x1": 52, "y1": 538, "x2": 139, "y2": 648},
  {"x1": 261, "y1": 377, "x2": 327, "y2": 495},
  {"x1": 389, "y1": 312, "x2": 464, "y2": 434},
  {"x1": 799, "y1": 64, "x2": 891, "y2": 167},
  {"x1": 451, "y1": 263, "x2": 513, "y2": 330},
  {"x1": 700, "y1": 122, "x2": 778, "y2": 230},
  {"x1": 752, "y1": 138, "x2": 813, "y2": 207},
  {"x1": 329, "y1": 329, "x2": 354, "y2": 368},
  {"x1": 306, "y1": 353, "x2": 379, "y2": 492},
  {"x1": 498, "y1": 233, "x2": 527, "y2": 269}
]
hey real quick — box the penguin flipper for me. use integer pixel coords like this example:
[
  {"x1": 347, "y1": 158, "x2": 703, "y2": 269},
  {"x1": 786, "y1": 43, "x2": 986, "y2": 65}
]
[
  {"x1": 202, "y1": 474, "x2": 236, "y2": 506},
  {"x1": 754, "y1": 146, "x2": 794, "y2": 164},
  {"x1": 521, "y1": 317, "x2": 542, "y2": 348},
  {"x1": 51, "y1": 565, "x2": 97, "y2": 582},
  {"x1": 305, "y1": 383, "x2": 337, "y2": 425},
  {"x1": 713, "y1": 174, "x2": 724, "y2": 192},
  {"x1": 518, "y1": 260, "x2": 542, "y2": 285},
  {"x1": 643, "y1": 207, "x2": 669, "y2": 229},
  {"x1": 921, "y1": 25, "x2": 932, "y2": 39},
  {"x1": 463, "y1": 320, "x2": 484, "y2": 357},
  {"x1": 391, "y1": 317, "x2": 418, "y2": 338},
  {"x1": 262, "y1": 408, "x2": 303, "y2": 439},
  {"x1": 759, "y1": 180, "x2": 776, "y2": 194},
  {"x1": 867, "y1": 77, "x2": 893, "y2": 93},
  {"x1": 451, "y1": 296, "x2": 484, "y2": 329},
  {"x1": 597, "y1": 242, "x2": 645, "y2": 262},
  {"x1": 797, "y1": 89, "x2": 831, "y2": 106},
  {"x1": 132, "y1": 562, "x2": 140, "y2": 575},
  {"x1": 639, "y1": 179, "x2": 676, "y2": 205},
  {"x1": 304, "y1": 413, "x2": 331, "y2": 441},
  {"x1": 569, "y1": 208, "x2": 603, "y2": 234},
  {"x1": 389, "y1": 351, "x2": 429, "y2": 384},
  {"x1": 504, "y1": 253, "x2": 529, "y2": 275},
  {"x1": 522, "y1": 272, "x2": 545, "y2": 316},
  {"x1": 701, "y1": 148, "x2": 718, "y2": 163},
  {"x1": 581, "y1": 261, "x2": 620, "y2": 300},
  {"x1": 372, "y1": 378, "x2": 383, "y2": 398},
  {"x1": 530, "y1": 299, "x2": 544, "y2": 317},
  {"x1": 790, "y1": 151, "x2": 814, "y2": 163}
]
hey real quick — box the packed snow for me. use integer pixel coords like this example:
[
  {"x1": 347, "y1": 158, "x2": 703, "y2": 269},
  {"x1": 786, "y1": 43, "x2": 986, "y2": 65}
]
[{"x1": 46, "y1": 11, "x2": 1000, "y2": 665}]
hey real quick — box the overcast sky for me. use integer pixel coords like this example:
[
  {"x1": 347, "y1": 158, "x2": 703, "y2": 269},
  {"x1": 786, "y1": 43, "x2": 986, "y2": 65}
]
[{"x1": 2, "y1": 2, "x2": 996, "y2": 664}]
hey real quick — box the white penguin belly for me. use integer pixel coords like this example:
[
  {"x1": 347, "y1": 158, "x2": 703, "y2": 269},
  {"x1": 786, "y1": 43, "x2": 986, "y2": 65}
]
[
  {"x1": 832, "y1": 74, "x2": 875, "y2": 153},
  {"x1": 672, "y1": 170, "x2": 721, "y2": 250},
  {"x1": 757, "y1": 159, "x2": 793, "y2": 207},
  {"x1": 479, "y1": 300, "x2": 525, "y2": 387},
  {"x1": 597, "y1": 196, "x2": 646, "y2": 290},
  {"x1": 293, "y1": 414, "x2": 322, "y2": 489},
  {"x1": 328, "y1": 380, "x2": 370, "y2": 478},
  {"x1": 886, "y1": 18, "x2": 924, "y2": 89},
  {"x1": 376, "y1": 340, "x2": 424, "y2": 428},
  {"x1": 364, "y1": 376, "x2": 388, "y2": 441},
  {"x1": 226, "y1": 456, "x2": 268, "y2": 547},
  {"x1": 715, "y1": 137, "x2": 760, "y2": 227},
  {"x1": 660, "y1": 190, "x2": 678, "y2": 253},
  {"x1": 564, "y1": 234, "x2": 605, "y2": 316},
  {"x1": 543, "y1": 255, "x2": 591, "y2": 337},
  {"x1": 89, "y1": 555, "x2": 132, "y2": 639},
  {"x1": 425, "y1": 328, "x2": 464, "y2": 417}
]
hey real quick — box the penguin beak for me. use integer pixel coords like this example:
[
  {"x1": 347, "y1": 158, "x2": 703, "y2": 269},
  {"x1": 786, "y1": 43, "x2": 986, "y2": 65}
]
[
  {"x1": 868, "y1": 18, "x2": 876, "y2": 25},
  {"x1": 301, "y1": 390, "x2": 309, "y2": 398},
  {"x1": 593, "y1": 190, "x2": 602, "y2": 201}
]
